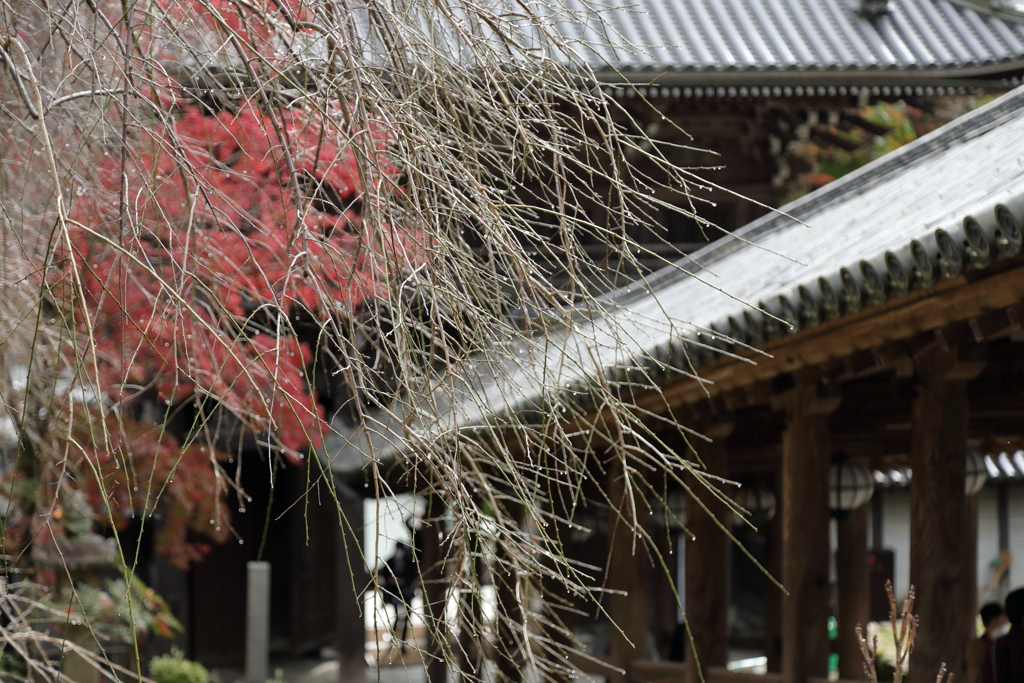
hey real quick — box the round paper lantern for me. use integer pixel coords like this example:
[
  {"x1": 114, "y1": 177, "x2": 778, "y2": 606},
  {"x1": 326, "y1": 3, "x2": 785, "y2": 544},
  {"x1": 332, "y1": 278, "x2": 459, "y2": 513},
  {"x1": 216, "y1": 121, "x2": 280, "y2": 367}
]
[
  {"x1": 731, "y1": 484, "x2": 777, "y2": 529},
  {"x1": 830, "y1": 457, "x2": 874, "y2": 517},
  {"x1": 965, "y1": 446, "x2": 989, "y2": 497}
]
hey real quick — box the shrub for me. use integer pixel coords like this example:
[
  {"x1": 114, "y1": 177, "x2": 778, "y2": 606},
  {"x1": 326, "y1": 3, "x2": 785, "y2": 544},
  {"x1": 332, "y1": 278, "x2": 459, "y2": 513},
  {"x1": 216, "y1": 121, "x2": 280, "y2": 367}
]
[
  {"x1": 42, "y1": 578, "x2": 182, "y2": 645},
  {"x1": 0, "y1": 651, "x2": 27, "y2": 680},
  {"x1": 875, "y1": 654, "x2": 896, "y2": 682},
  {"x1": 149, "y1": 648, "x2": 210, "y2": 683}
]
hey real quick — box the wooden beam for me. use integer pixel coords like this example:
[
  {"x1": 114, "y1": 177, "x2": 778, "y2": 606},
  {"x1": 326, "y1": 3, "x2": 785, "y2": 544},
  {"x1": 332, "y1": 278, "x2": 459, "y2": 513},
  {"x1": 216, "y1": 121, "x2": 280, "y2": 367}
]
[
  {"x1": 567, "y1": 652, "x2": 619, "y2": 678},
  {"x1": 779, "y1": 386, "x2": 836, "y2": 683},
  {"x1": 629, "y1": 659, "x2": 690, "y2": 683},
  {"x1": 652, "y1": 527, "x2": 679, "y2": 661},
  {"x1": 628, "y1": 660, "x2": 790, "y2": 683},
  {"x1": 707, "y1": 666, "x2": 784, "y2": 683},
  {"x1": 543, "y1": 510, "x2": 580, "y2": 683},
  {"x1": 458, "y1": 532, "x2": 485, "y2": 681},
  {"x1": 635, "y1": 659, "x2": 783, "y2": 683},
  {"x1": 686, "y1": 306, "x2": 1019, "y2": 414},
  {"x1": 998, "y1": 483, "x2": 1011, "y2": 593},
  {"x1": 908, "y1": 347, "x2": 978, "y2": 683},
  {"x1": 964, "y1": 491, "x2": 980, "y2": 643}
]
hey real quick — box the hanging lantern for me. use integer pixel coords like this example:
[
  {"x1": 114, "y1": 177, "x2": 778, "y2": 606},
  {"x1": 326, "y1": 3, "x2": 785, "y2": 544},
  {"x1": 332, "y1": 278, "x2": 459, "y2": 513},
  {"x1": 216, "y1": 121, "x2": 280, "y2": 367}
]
[
  {"x1": 830, "y1": 456, "x2": 874, "y2": 518},
  {"x1": 965, "y1": 446, "x2": 989, "y2": 497},
  {"x1": 731, "y1": 484, "x2": 777, "y2": 529}
]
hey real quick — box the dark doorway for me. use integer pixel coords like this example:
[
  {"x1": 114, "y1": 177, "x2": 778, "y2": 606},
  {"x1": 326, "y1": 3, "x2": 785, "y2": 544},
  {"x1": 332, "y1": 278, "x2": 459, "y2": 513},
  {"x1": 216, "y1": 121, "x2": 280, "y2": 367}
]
[{"x1": 190, "y1": 456, "x2": 340, "y2": 667}]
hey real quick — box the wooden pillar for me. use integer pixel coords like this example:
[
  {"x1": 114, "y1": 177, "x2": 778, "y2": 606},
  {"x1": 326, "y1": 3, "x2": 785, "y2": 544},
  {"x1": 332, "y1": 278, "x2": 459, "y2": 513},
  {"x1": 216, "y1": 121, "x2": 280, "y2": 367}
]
[
  {"x1": 458, "y1": 533, "x2": 486, "y2": 683},
  {"x1": 653, "y1": 526, "x2": 679, "y2": 659},
  {"x1": 335, "y1": 484, "x2": 368, "y2": 683},
  {"x1": 836, "y1": 505, "x2": 870, "y2": 681},
  {"x1": 908, "y1": 346, "x2": 983, "y2": 683},
  {"x1": 422, "y1": 495, "x2": 450, "y2": 683},
  {"x1": 779, "y1": 385, "x2": 838, "y2": 683},
  {"x1": 607, "y1": 455, "x2": 651, "y2": 683},
  {"x1": 684, "y1": 421, "x2": 732, "y2": 683},
  {"x1": 494, "y1": 504, "x2": 524, "y2": 683},
  {"x1": 543, "y1": 505, "x2": 579, "y2": 683},
  {"x1": 764, "y1": 470, "x2": 784, "y2": 673}
]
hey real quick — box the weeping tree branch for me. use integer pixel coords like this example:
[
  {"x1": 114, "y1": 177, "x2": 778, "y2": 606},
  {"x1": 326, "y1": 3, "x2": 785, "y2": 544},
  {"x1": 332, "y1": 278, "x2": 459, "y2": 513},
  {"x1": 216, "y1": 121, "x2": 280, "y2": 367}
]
[{"x1": 0, "y1": 0, "x2": 750, "y2": 680}]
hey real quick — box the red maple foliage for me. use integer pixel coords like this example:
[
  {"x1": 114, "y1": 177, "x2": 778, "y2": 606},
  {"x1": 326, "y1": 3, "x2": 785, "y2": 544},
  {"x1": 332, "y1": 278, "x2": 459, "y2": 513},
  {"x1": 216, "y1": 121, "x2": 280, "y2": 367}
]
[
  {"x1": 46, "y1": 102, "x2": 424, "y2": 565},
  {"x1": 71, "y1": 414, "x2": 233, "y2": 568},
  {"x1": 1, "y1": 407, "x2": 232, "y2": 569}
]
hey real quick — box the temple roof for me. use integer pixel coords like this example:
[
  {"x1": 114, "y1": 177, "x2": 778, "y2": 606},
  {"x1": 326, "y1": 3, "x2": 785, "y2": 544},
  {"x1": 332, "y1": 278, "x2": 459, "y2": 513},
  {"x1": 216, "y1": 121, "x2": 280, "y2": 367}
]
[
  {"x1": 320, "y1": 84, "x2": 1024, "y2": 477},
  {"x1": 559, "y1": 0, "x2": 1024, "y2": 83}
]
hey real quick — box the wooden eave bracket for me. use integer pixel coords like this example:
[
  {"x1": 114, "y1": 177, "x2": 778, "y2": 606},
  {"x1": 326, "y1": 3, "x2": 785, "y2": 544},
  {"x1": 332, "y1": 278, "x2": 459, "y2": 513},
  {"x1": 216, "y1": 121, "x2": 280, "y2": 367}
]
[
  {"x1": 912, "y1": 343, "x2": 989, "y2": 384},
  {"x1": 772, "y1": 383, "x2": 843, "y2": 417},
  {"x1": 653, "y1": 261, "x2": 1024, "y2": 410}
]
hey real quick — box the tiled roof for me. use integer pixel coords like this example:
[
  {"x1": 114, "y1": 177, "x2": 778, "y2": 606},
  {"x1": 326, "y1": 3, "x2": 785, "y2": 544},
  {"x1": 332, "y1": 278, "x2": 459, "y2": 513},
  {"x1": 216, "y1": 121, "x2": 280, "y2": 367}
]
[
  {"x1": 556, "y1": 0, "x2": 1024, "y2": 82},
  {"x1": 321, "y1": 84, "x2": 1024, "y2": 475}
]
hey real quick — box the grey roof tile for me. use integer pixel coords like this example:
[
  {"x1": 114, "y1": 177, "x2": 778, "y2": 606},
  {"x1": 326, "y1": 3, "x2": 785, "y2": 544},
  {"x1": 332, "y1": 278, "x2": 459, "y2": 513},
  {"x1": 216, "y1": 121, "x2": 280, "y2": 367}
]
[
  {"x1": 566, "y1": 0, "x2": 1024, "y2": 79},
  {"x1": 753, "y1": 1, "x2": 810, "y2": 68},
  {"x1": 723, "y1": 0, "x2": 773, "y2": 68}
]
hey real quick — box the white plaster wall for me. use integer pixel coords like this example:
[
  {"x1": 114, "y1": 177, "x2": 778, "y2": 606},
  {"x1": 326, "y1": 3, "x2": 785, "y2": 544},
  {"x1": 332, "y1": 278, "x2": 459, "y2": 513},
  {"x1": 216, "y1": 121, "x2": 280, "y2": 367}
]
[
  {"x1": 878, "y1": 489, "x2": 911, "y2": 601},
  {"x1": 978, "y1": 487, "x2": 1001, "y2": 600},
  {"x1": 363, "y1": 493, "x2": 422, "y2": 570},
  {"x1": 1007, "y1": 486, "x2": 1024, "y2": 591},
  {"x1": 874, "y1": 485, "x2": 1024, "y2": 606}
]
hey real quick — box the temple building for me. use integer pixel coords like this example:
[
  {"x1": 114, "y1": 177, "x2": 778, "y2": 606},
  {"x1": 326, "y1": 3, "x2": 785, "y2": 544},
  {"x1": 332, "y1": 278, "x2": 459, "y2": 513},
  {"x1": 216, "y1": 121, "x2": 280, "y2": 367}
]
[
  {"x1": 523, "y1": 0, "x2": 1024, "y2": 288},
  {"x1": 326, "y1": 83, "x2": 1024, "y2": 683},
  {"x1": 159, "y1": 2, "x2": 1024, "y2": 679}
]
